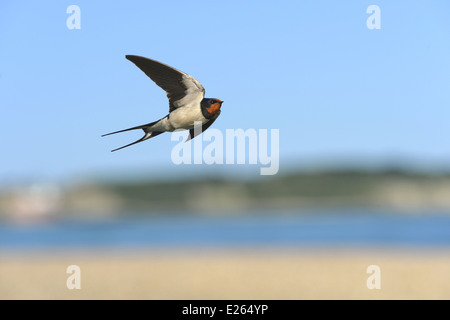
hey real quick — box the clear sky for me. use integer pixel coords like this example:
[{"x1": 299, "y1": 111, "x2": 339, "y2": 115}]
[{"x1": 1, "y1": 1, "x2": 450, "y2": 184}]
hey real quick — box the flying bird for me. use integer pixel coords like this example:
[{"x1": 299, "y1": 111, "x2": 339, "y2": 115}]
[{"x1": 102, "y1": 55, "x2": 223, "y2": 152}]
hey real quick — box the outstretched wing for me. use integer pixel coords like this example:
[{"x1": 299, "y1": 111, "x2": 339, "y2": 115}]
[
  {"x1": 186, "y1": 111, "x2": 221, "y2": 141},
  {"x1": 126, "y1": 55, "x2": 205, "y2": 112}
]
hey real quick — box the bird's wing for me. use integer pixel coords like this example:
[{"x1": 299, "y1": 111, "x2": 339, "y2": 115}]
[
  {"x1": 126, "y1": 55, "x2": 205, "y2": 112},
  {"x1": 186, "y1": 110, "x2": 221, "y2": 141}
]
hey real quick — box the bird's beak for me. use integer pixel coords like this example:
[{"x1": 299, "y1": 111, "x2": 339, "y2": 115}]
[{"x1": 220, "y1": 100, "x2": 224, "y2": 105}]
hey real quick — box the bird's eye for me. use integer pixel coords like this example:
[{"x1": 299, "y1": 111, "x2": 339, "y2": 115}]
[{"x1": 210, "y1": 99, "x2": 216, "y2": 104}]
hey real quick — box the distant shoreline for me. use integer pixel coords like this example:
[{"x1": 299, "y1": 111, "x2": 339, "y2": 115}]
[{"x1": 2, "y1": 169, "x2": 450, "y2": 220}]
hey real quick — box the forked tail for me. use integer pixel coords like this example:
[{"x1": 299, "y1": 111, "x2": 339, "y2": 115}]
[{"x1": 102, "y1": 119, "x2": 164, "y2": 152}]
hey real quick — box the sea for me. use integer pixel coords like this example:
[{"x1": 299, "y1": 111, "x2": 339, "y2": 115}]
[{"x1": 1, "y1": 208, "x2": 450, "y2": 250}]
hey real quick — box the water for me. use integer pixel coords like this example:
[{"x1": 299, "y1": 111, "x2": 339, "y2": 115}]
[{"x1": 1, "y1": 209, "x2": 450, "y2": 250}]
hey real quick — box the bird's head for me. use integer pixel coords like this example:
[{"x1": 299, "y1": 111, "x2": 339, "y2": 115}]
[{"x1": 202, "y1": 98, "x2": 224, "y2": 118}]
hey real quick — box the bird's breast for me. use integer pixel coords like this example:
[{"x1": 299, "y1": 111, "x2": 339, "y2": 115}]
[{"x1": 168, "y1": 104, "x2": 207, "y2": 130}]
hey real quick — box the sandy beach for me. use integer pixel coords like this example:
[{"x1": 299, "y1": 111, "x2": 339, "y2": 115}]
[{"x1": 1, "y1": 247, "x2": 450, "y2": 300}]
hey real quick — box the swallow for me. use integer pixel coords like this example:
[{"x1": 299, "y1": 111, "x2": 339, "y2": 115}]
[{"x1": 102, "y1": 55, "x2": 223, "y2": 152}]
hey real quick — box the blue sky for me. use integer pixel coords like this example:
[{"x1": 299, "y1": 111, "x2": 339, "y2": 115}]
[{"x1": 1, "y1": 1, "x2": 450, "y2": 184}]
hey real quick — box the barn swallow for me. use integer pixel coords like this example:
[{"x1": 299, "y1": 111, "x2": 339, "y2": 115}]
[{"x1": 102, "y1": 55, "x2": 223, "y2": 152}]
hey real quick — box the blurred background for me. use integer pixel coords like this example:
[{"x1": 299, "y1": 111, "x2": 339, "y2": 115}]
[{"x1": 1, "y1": 0, "x2": 450, "y2": 299}]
